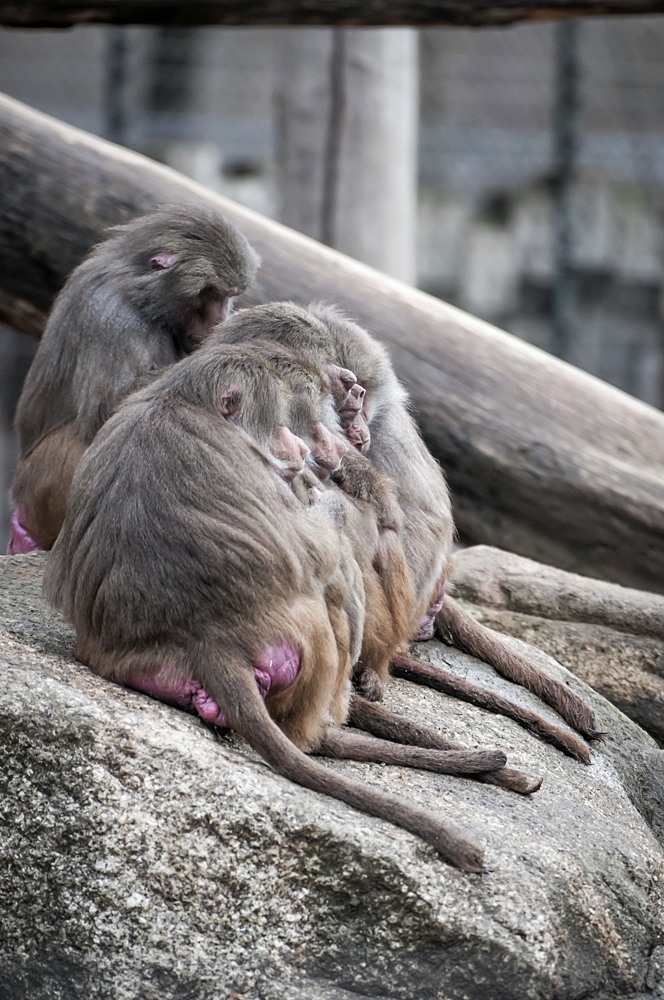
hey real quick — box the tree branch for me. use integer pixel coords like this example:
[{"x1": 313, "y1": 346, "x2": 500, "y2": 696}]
[{"x1": 1, "y1": 0, "x2": 663, "y2": 27}]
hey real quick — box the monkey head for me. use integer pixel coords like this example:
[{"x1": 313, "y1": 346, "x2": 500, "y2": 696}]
[
  {"x1": 207, "y1": 305, "x2": 364, "y2": 470},
  {"x1": 99, "y1": 203, "x2": 260, "y2": 355},
  {"x1": 188, "y1": 345, "x2": 310, "y2": 484},
  {"x1": 307, "y1": 302, "x2": 407, "y2": 428}
]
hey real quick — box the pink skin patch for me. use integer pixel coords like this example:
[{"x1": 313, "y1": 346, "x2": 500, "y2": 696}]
[
  {"x1": 125, "y1": 640, "x2": 300, "y2": 728},
  {"x1": 413, "y1": 581, "x2": 446, "y2": 641},
  {"x1": 7, "y1": 508, "x2": 42, "y2": 555}
]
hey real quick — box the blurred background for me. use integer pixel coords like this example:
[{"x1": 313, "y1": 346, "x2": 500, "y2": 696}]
[{"x1": 0, "y1": 19, "x2": 663, "y2": 535}]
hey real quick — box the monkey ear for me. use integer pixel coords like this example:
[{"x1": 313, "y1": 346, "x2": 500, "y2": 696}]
[
  {"x1": 149, "y1": 253, "x2": 178, "y2": 270},
  {"x1": 220, "y1": 386, "x2": 243, "y2": 420}
]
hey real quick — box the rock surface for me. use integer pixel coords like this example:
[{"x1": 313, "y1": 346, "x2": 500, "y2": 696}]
[
  {"x1": 453, "y1": 545, "x2": 664, "y2": 742},
  {"x1": 1, "y1": 552, "x2": 663, "y2": 1000}
]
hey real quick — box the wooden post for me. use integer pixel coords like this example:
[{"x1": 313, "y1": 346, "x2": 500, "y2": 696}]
[{"x1": 275, "y1": 28, "x2": 418, "y2": 282}]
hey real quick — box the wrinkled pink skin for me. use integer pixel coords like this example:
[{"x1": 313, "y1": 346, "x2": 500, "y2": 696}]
[
  {"x1": 7, "y1": 508, "x2": 42, "y2": 555},
  {"x1": 126, "y1": 640, "x2": 300, "y2": 728},
  {"x1": 414, "y1": 581, "x2": 446, "y2": 641},
  {"x1": 346, "y1": 412, "x2": 370, "y2": 453},
  {"x1": 270, "y1": 425, "x2": 310, "y2": 483}
]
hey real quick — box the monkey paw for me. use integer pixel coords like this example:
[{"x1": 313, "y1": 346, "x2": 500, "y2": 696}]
[
  {"x1": 352, "y1": 666, "x2": 385, "y2": 702},
  {"x1": 7, "y1": 509, "x2": 42, "y2": 555},
  {"x1": 413, "y1": 582, "x2": 446, "y2": 641}
]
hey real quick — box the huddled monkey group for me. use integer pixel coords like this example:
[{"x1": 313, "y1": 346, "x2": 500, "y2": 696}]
[{"x1": 9, "y1": 204, "x2": 604, "y2": 872}]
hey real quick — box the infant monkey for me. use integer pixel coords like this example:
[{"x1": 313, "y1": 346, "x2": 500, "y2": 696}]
[
  {"x1": 11, "y1": 203, "x2": 259, "y2": 553},
  {"x1": 45, "y1": 341, "x2": 511, "y2": 872}
]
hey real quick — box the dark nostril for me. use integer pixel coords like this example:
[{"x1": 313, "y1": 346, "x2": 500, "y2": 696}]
[{"x1": 350, "y1": 384, "x2": 365, "y2": 401}]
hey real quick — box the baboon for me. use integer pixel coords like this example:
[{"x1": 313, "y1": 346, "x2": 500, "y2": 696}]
[
  {"x1": 212, "y1": 301, "x2": 602, "y2": 759},
  {"x1": 44, "y1": 342, "x2": 515, "y2": 872},
  {"x1": 11, "y1": 203, "x2": 259, "y2": 552},
  {"x1": 202, "y1": 322, "x2": 541, "y2": 791}
]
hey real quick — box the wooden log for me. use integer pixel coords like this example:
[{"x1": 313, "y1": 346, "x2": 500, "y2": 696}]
[
  {"x1": 1, "y1": 93, "x2": 663, "y2": 593},
  {"x1": 1, "y1": 0, "x2": 663, "y2": 28}
]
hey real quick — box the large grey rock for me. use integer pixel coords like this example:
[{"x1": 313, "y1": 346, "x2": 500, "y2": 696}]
[{"x1": 1, "y1": 553, "x2": 663, "y2": 1000}]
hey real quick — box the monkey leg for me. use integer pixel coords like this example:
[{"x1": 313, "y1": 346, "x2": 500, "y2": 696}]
[
  {"x1": 436, "y1": 597, "x2": 604, "y2": 744},
  {"x1": 391, "y1": 651, "x2": 593, "y2": 764},
  {"x1": 316, "y1": 727, "x2": 506, "y2": 777},
  {"x1": 348, "y1": 695, "x2": 542, "y2": 795}
]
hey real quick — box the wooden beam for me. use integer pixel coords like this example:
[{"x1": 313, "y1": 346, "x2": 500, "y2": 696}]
[
  {"x1": 0, "y1": 0, "x2": 663, "y2": 28},
  {"x1": 1, "y1": 93, "x2": 663, "y2": 593}
]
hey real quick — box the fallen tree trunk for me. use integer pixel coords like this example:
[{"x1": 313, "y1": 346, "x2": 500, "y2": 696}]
[
  {"x1": 2, "y1": 0, "x2": 664, "y2": 27},
  {"x1": 1, "y1": 93, "x2": 663, "y2": 593}
]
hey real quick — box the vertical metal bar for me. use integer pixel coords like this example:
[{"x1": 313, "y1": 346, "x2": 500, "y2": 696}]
[
  {"x1": 551, "y1": 19, "x2": 580, "y2": 361},
  {"x1": 104, "y1": 26, "x2": 128, "y2": 145}
]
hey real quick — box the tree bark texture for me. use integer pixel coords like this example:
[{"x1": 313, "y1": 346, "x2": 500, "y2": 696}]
[
  {"x1": 1, "y1": 93, "x2": 663, "y2": 593},
  {"x1": 275, "y1": 28, "x2": 418, "y2": 282},
  {"x1": 1, "y1": 0, "x2": 663, "y2": 28}
]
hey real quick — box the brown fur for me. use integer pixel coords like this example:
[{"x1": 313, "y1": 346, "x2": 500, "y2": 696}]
[
  {"x1": 213, "y1": 301, "x2": 602, "y2": 757},
  {"x1": 44, "y1": 342, "x2": 507, "y2": 872},
  {"x1": 208, "y1": 319, "x2": 420, "y2": 699},
  {"x1": 12, "y1": 423, "x2": 87, "y2": 550},
  {"x1": 13, "y1": 204, "x2": 259, "y2": 548}
]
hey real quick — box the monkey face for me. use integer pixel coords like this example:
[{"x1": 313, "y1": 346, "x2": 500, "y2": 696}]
[
  {"x1": 326, "y1": 363, "x2": 367, "y2": 430},
  {"x1": 181, "y1": 285, "x2": 240, "y2": 353}
]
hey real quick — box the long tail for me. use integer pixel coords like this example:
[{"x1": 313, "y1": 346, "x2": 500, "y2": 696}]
[
  {"x1": 316, "y1": 726, "x2": 507, "y2": 776},
  {"x1": 391, "y1": 650, "x2": 592, "y2": 764},
  {"x1": 348, "y1": 694, "x2": 542, "y2": 794},
  {"x1": 206, "y1": 658, "x2": 486, "y2": 872},
  {"x1": 435, "y1": 597, "x2": 604, "y2": 744}
]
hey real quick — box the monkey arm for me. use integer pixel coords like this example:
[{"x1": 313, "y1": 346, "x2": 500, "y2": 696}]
[{"x1": 332, "y1": 449, "x2": 402, "y2": 533}]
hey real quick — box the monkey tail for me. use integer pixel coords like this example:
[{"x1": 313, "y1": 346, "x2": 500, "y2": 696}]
[
  {"x1": 435, "y1": 597, "x2": 605, "y2": 746},
  {"x1": 390, "y1": 652, "x2": 591, "y2": 765},
  {"x1": 205, "y1": 654, "x2": 486, "y2": 873}
]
